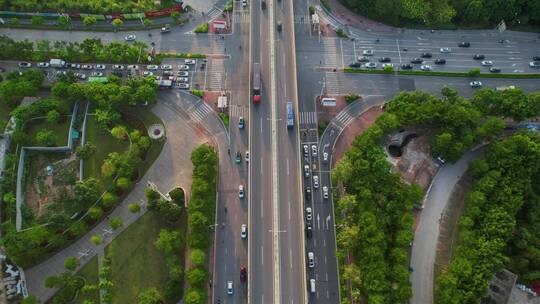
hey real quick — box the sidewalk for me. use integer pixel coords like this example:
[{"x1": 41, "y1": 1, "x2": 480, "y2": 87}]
[{"x1": 325, "y1": 0, "x2": 398, "y2": 34}]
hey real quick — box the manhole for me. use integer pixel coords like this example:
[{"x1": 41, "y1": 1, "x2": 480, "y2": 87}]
[{"x1": 148, "y1": 124, "x2": 165, "y2": 140}]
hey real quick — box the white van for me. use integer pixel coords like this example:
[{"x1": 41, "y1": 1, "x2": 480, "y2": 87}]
[
  {"x1": 308, "y1": 252, "x2": 315, "y2": 268},
  {"x1": 310, "y1": 279, "x2": 316, "y2": 293}
]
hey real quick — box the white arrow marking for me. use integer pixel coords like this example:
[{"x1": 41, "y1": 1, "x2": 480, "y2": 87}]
[
  {"x1": 506, "y1": 51, "x2": 520, "y2": 54},
  {"x1": 326, "y1": 214, "x2": 331, "y2": 230},
  {"x1": 508, "y1": 57, "x2": 522, "y2": 60},
  {"x1": 317, "y1": 213, "x2": 321, "y2": 230},
  {"x1": 513, "y1": 69, "x2": 524, "y2": 73}
]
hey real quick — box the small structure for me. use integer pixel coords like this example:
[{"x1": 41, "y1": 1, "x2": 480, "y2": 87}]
[
  {"x1": 482, "y1": 269, "x2": 517, "y2": 304},
  {"x1": 218, "y1": 94, "x2": 228, "y2": 111},
  {"x1": 148, "y1": 124, "x2": 165, "y2": 140},
  {"x1": 46, "y1": 165, "x2": 54, "y2": 176}
]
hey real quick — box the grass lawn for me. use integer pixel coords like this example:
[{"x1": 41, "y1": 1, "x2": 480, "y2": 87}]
[
  {"x1": 106, "y1": 211, "x2": 186, "y2": 304},
  {"x1": 83, "y1": 115, "x2": 129, "y2": 187},
  {"x1": 25, "y1": 117, "x2": 71, "y2": 146},
  {"x1": 73, "y1": 256, "x2": 100, "y2": 304},
  {"x1": 50, "y1": 256, "x2": 99, "y2": 303}
]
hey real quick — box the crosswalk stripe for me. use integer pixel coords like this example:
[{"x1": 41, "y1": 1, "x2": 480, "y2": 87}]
[
  {"x1": 325, "y1": 72, "x2": 340, "y2": 95},
  {"x1": 299, "y1": 111, "x2": 317, "y2": 125},
  {"x1": 207, "y1": 6, "x2": 223, "y2": 19},
  {"x1": 233, "y1": 12, "x2": 250, "y2": 23}
]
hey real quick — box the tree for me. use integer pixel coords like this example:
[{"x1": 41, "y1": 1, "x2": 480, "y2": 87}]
[
  {"x1": 477, "y1": 117, "x2": 505, "y2": 141},
  {"x1": 46, "y1": 110, "x2": 61, "y2": 123},
  {"x1": 36, "y1": 130, "x2": 57, "y2": 146},
  {"x1": 74, "y1": 178, "x2": 100, "y2": 204},
  {"x1": 102, "y1": 192, "x2": 118, "y2": 209},
  {"x1": 138, "y1": 288, "x2": 164, "y2": 304},
  {"x1": 171, "y1": 11, "x2": 181, "y2": 21},
  {"x1": 116, "y1": 177, "x2": 131, "y2": 191},
  {"x1": 184, "y1": 288, "x2": 205, "y2": 304},
  {"x1": 111, "y1": 18, "x2": 123, "y2": 28},
  {"x1": 128, "y1": 203, "x2": 141, "y2": 213},
  {"x1": 83, "y1": 16, "x2": 97, "y2": 27},
  {"x1": 90, "y1": 235, "x2": 102, "y2": 245},
  {"x1": 190, "y1": 249, "x2": 206, "y2": 266},
  {"x1": 31, "y1": 16, "x2": 44, "y2": 26},
  {"x1": 157, "y1": 199, "x2": 183, "y2": 222},
  {"x1": 110, "y1": 125, "x2": 128, "y2": 140},
  {"x1": 186, "y1": 267, "x2": 208, "y2": 287},
  {"x1": 154, "y1": 229, "x2": 184, "y2": 255},
  {"x1": 87, "y1": 206, "x2": 103, "y2": 220},
  {"x1": 169, "y1": 188, "x2": 185, "y2": 206},
  {"x1": 143, "y1": 18, "x2": 152, "y2": 27},
  {"x1": 58, "y1": 15, "x2": 71, "y2": 27},
  {"x1": 76, "y1": 142, "x2": 97, "y2": 160},
  {"x1": 110, "y1": 217, "x2": 123, "y2": 230},
  {"x1": 64, "y1": 257, "x2": 80, "y2": 271},
  {"x1": 21, "y1": 295, "x2": 38, "y2": 304}
]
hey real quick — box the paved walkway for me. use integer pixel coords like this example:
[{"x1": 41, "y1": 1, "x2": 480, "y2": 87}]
[
  {"x1": 24, "y1": 98, "x2": 209, "y2": 302},
  {"x1": 325, "y1": 0, "x2": 398, "y2": 34}
]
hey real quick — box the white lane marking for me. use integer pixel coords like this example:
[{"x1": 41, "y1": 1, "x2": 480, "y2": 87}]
[
  {"x1": 323, "y1": 238, "x2": 326, "y2": 248},
  {"x1": 288, "y1": 201, "x2": 291, "y2": 221},
  {"x1": 396, "y1": 39, "x2": 402, "y2": 64},
  {"x1": 290, "y1": 249, "x2": 293, "y2": 269},
  {"x1": 352, "y1": 39, "x2": 357, "y2": 60},
  {"x1": 261, "y1": 199, "x2": 264, "y2": 218},
  {"x1": 286, "y1": 158, "x2": 290, "y2": 176},
  {"x1": 340, "y1": 38, "x2": 345, "y2": 69},
  {"x1": 261, "y1": 157, "x2": 264, "y2": 174},
  {"x1": 325, "y1": 255, "x2": 327, "y2": 265},
  {"x1": 314, "y1": 238, "x2": 317, "y2": 247},
  {"x1": 260, "y1": 118, "x2": 263, "y2": 134},
  {"x1": 261, "y1": 245, "x2": 264, "y2": 265}
]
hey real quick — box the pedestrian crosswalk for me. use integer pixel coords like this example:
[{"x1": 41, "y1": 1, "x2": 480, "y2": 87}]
[
  {"x1": 332, "y1": 110, "x2": 354, "y2": 129},
  {"x1": 206, "y1": 6, "x2": 223, "y2": 20},
  {"x1": 321, "y1": 38, "x2": 339, "y2": 68},
  {"x1": 294, "y1": 15, "x2": 310, "y2": 24},
  {"x1": 233, "y1": 11, "x2": 250, "y2": 23},
  {"x1": 190, "y1": 101, "x2": 213, "y2": 123},
  {"x1": 299, "y1": 111, "x2": 317, "y2": 125},
  {"x1": 206, "y1": 59, "x2": 225, "y2": 91},
  {"x1": 325, "y1": 72, "x2": 340, "y2": 95},
  {"x1": 230, "y1": 104, "x2": 248, "y2": 119}
]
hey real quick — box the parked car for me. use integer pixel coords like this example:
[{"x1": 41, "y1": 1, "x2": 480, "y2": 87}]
[
  {"x1": 401, "y1": 64, "x2": 413, "y2": 70},
  {"x1": 349, "y1": 62, "x2": 361, "y2": 68},
  {"x1": 177, "y1": 71, "x2": 189, "y2": 77},
  {"x1": 95, "y1": 64, "x2": 106, "y2": 70},
  {"x1": 147, "y1": 65, "x2": 159, "y2": 70},
  {"x1": 127, "y1": 65, "x2": 139, "y2": 70},
  {"x1": 18, "y1": 62, "x2": 32, "y2": 68},
  {"x1": 81, "y1": 64, "x2": 93, "y2": 69},
  {"x1": 160, "y1": 64, "x2": 173, "y2": 70},
  {"x1": 489, "y1": 67, "x2": 501, "y2": 73},
  {"x1": 311, "y1": 145, "x2": 317, "y2": 157},
  {"x1": 143, "y1": 71, "x2": 154, "y2": 76},
  {"x1": 112, "y1": 64, "x2": 124, "y2": 70},
  {"x1": 420, "y1": 65, "x2": 432, "y2": 71},
  {"x1": 124, "y1": 34, "x2": 136, "y2": 41},
  {"x1": 176, "y1": 77, "x2": 189, "y2": 83},
  {"x1": 185, "y1": 59, "x2": 196, "y2": 65},
  {"x1": 91, "y1": 72, "x2": 103, "y2": 77},
  {"x1": 38, "y1": 62, "x2": 50, "y2": 68},
  {"x1": 357, "y1": 56, "x2": 370, "y2": 62},
  {"x1": 533, "y1": 56, "x2": 540, "y2": 61},
  {"x1": 68, "y1": 63, "x2": 81, "y2": 69},
  {"x1": 178, "y1": 83, "x2": 190, "y2": 89},
  {"x1": 74, "y1": 73, "x2": 86, "y2": 80},
  {"x1": 529, "y1": 61, "x2": 540, "y2": 68},
  {"x1": 364, "y1": 62, "x2": 377, "y2": 69},
  {"x1": 178, "y1": 65, "x2": 190, "y2": 71}
]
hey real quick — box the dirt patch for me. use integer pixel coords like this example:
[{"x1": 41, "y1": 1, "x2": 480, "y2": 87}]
[
  {"x1": 388, "y1": 134, "x2": 439, "y2": 191},
  {"x1": 434, "y1": 174, "x2": 472, "y2": 286},
  {"x1": 332, "y1": 106, "x2": 383, "y2": 166},
  {"x1": 24, "y1": 153, "x2": 78, "y2": 217},
  {"x1": 326, "y1": 0, "x2": 399, "y2": 34}
]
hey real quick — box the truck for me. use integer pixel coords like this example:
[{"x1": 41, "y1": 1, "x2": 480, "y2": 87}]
[
  {"x1": 49, "y1": 59, "x2": 66, "y2": 68},
  {"x1": 252, "y1": 63, "x2": 261, "y2": 103},
  {"x1": 155, "y1": 79, "x2": 173, "y2": 88}
]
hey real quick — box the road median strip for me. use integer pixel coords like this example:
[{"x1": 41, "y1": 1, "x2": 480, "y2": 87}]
[{"x1": 343, "y1": 67, "x2": 540, "y2": 78}]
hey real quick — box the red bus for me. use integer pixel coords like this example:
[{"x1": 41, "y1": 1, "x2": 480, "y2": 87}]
[{"x1": 253, "y1": 62, "x2": 261, "y2": 103}]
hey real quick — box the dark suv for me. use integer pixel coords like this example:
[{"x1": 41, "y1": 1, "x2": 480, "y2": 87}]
[
  {"x1": 473, "y1": 54, "x2": 485, "y2": 60},
  {"x1": 410, "y1": 58, "x2": 423, "y2": 64},
  {"x1": 434, "y1": 59, "x2": 446, "y2": 65},
  {"x1": 401, "y1": 64, "x2": 413, "y2": 70},
  {"x1": 305, "y1": 186, "x2": 312, "y2": 200},
  {"x1": 378, "y1": 57, "x2": 391, "y2": 63},
  {"x1": 459, "y1": 41, "x2": 471, "y2": 47},
  {"x1": 421, "y1": 52, "x2": 432, "y2": 58}
]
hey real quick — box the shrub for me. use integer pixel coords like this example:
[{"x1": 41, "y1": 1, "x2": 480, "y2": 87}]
[
  {"x1": 191, "y1": 89, "x2": 204, "y2": 97},
  {"x1": 344, "y1": 93, "x2": 360, "y2": 104},
  {"x1": 335, "y1": 28, "x2": 347, "y2": 38},
  {"x1": 190, "y1": 249, "x2": 206, "y2": 266},
  {"x1": 90, "y1": 235, "x2": 102, "y2": 245},
  {"x1": 109, "y1": 217, "x2": 123, "y2": 230},
  {"x1": 194, "y1": 23, "x2": 209, "y2": 33},
  {"x1": 76, "y1": 142, "x2": 96, "y2": 160},
  {"x1": 64, "y1": 257, "x2": 80, "y2": 271},
  {"x1": 31, "y1": 16, "x2": 44, "y2": 26},
  {"x1": 88, "y1": 206, "x2": 103, "y2": 220},
  {"x1": 102, "y1": 192, "x2": 118, "y2": 209},
  {"x1": 309, "y1": 5, "x2": 315, "y2": 15},
  {"x1": 116, "y1": 177, "x2": 131, "y2": 191},
  {"x1": 110, "y1": 125, "x2": 128, "y2": 140},
  {"x1": 468, "y1": 68, "x2": 481, "y2": 77},
  {"x1": 128, "y1": 203, "x2": 141, "y2": 213},
  {"x1": 218, "y1": 112, "x2": 229, "y2": 128},
  {"x1": 186, "y1": 267, "x2": 208, "y2": 287},
  {"x1": 35, "y1": 129, "x2": 57, "y2": 146}
]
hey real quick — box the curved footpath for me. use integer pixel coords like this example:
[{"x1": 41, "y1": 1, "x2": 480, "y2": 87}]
[
  {"x1": 24, "y1": 91, "x2": 226, "y2": 302},
  {"x1": 410, "y1": 148, "x2": 483, "y2": 304}
]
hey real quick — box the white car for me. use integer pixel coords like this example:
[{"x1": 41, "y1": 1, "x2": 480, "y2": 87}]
[
  {"x1": 364, "y1": 62, "x2": 377, "y2": 69},
  {"x1": 362, "y1": 49, "x2": 374, "y2": 56},
  {"x1": 68, "y1": 63, "x2": 81, "y2": 69},
  {"x1": 177, "y1": 71, "x2": 189, "y2": 77},
  {"x1": 143, "y1": 71, "x2": 154, "y2": 76},
  {"x1": 529, "y1": 61, "x2": 540, "y2": 68},
  {"x1": 311, "y1": 145, "x2": 317, "y2": 157},
  {"x1": 245, "y1": 151, "x2": 250, "y2": 162},
  {"x1": 81, "y1": 64, "x2": 93, "y2": 70},
  {"x1": 303, "y1": 144, "x2": 309, "y2": 156},
  {"x1": 481, "y1": 60, "x2": 493, "y2": 66},
  {"x1": 178, "y1": 64, "x2": 190, "y2": 71},
  {"x1": 95, "y1": 64, "x2": 106, "y2": 70},
  {"x1": 74, "y1": 73, "x2": 86, "y2": 80},
  {"x1": 313, "y1": 175, "x2": 319, "y2": 189},
  {"x1": 322, "y1": 186, "x2": 329, "y2": 199},
  {"x1": 469, "y1": 81, "x2": 482, "y2": 88},
  {"x1": 177, "y1": 77, "x2": 189, "y2": 83},
  {"x1": 127, "y1": 65, "x2": 139, "y2": 70},
  {"x1": 323, "y1": 152, "x2": 328, "y2": 162},
  {"x1": 439, "y1": 47, "x2": 451, "y2": 53},
  {"x1": 37, "y1": 62, "x2": 49, "y2": 68},
  {"x1": 124, "y1": 34, "x2": 136, "y2": 41},
  {"x1": 112, "y1": 65, "x2": 124, "y2": 70},
  {"x1": 160, "y1": 64, "x2": 173, "y2": 70},
  {"x1": 420, "y1": 65, "x2": 432, "y2": 71},
  {"x1": 308, "y1": 252, "x2": 315, "y2": 268},
  {"x1": 227, "y1": 280, "x2": 234, "y2": 294},
  {"x1": 184, "y1": 59, "x2": 196, "y2": 65},
  {"x1": 147, "y1": 65, "x2": 159, "y2": 70},
  {"x1": 242, "y1": 0, "x2": 247, "y2": 6},
  {"x1": 178, "y1": 83, "x2": 190, "y2": 89},
  {"x1": 241, "y1": 224, "x2": 247, "y2": 239},
  {"x1": 306, "y1": 207, "x2": 312, "y2": 221},
  {"x1": 382, "y1": 63, "x2": 393, "y2": 68},
  {"x1": 18, "y1": 62, "x2": 31, "y2": 68},
  {"x1": 91, "y1": 72, "x2": 103, "y2": 77},
  {"x1": 238, "y1": 185, "x2": 245, "y2": 198}
]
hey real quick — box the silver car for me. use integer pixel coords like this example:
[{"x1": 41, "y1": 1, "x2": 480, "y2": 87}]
[
  {"x1": 178, "y1": 83, "x2": 190, "y2": 89},
  {"x1": 160, "y1": 64, "x2": 173, "y2": 70}
]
